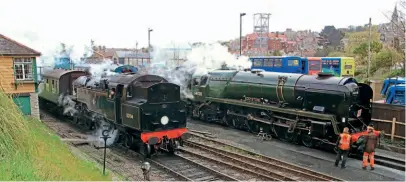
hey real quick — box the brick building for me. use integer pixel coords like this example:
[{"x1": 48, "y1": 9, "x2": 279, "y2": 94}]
[{"x1": 0, "y1": 34, "x2": 41, "y2": 119}]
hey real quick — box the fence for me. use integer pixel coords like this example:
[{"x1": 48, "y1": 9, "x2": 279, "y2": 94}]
[{"x1": 371, "y1": 103, "x2": 405, "y2": 141}]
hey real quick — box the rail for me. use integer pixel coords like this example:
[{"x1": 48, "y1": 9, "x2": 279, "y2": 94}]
[
  {"x1": 149, "y1": 154, "x2": 239, "y2": 181},
  {"x1": 184, "y1": 140, "x2": 341, "y2": 181},
  {"x1": 187, "y1": 132, "x2": 343, "y2": 181}
]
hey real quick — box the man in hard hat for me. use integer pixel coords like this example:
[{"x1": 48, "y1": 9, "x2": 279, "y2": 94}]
[
  {"x1": 363, "y1": 126, "x2": 378, "y2": 170},
  {"x1": 335, "y1": 127, "x2": 352, "y2": 169}
]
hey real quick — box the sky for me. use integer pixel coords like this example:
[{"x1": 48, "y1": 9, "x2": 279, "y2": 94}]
[{"x1": 0, "y1": 0, "x2": 400, "y2": 53}]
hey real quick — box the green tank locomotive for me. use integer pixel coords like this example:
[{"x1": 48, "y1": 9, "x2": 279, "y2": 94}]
[
  {"x1": 39, "y1": 69, "x2": 190, "y2": 158},
  {"x1": 187, "y1": 69, "x2": 376, "y2": 154}
]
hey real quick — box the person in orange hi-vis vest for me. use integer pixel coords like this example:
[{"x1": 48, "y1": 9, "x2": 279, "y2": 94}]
[
  {"x1": 335, "y1": 127, "x2": 352, "y2": 169},
  {"x1": 363, "y1": 126, "x2": 378, "y2": 170}
]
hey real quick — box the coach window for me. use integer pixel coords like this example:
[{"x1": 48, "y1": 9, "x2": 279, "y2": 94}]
[
  {"x1": 288, "y1": 60, "x2": 299, "y2": 66},
  {"x1": 264, "y1": 59, "x2": 273, "y2": 67},
  {"x1": 253, "y1": 59, "x2": 263, "y2": 66},
  {"x1": 51, "y1": 80, "x2": 55, "y2": 93},
  {"x1": 274, "y1": 59, "x2": 282, "y2": 67}
]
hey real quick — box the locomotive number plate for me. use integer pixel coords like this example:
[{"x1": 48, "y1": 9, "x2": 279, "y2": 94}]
[{"x1": 126, "y1": 113, "x2": 134, "y2": 119}]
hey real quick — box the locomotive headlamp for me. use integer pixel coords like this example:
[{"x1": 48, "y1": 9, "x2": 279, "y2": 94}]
[{"x1": 161, "y1": 116, "x2": 169, "y2": 125}]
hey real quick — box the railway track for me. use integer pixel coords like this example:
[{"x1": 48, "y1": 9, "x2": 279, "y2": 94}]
[
  {"x1": 187, "y1": 131, "x2": 343, "y2": 181},
  {"x1": 40, "y1": 111, "x2": 184, "y2": 181},
  {"x1": 374, "y1": 154, "x2": 405, "y2": 171},
  {"x1": 40, "y1": 111, "x2": 266, "y2": 181},
  {"x1": 148, "y1": 153, "x2": 239, "y2": 181}
]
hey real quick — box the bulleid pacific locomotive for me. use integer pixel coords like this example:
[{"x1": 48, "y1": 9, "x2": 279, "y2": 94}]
[
  {"x1": 185, "y1": 69, "x2": 383, "y2": 155},
  {"x1": 39, "y1": 69, "x2": 189, "y2": 158}
]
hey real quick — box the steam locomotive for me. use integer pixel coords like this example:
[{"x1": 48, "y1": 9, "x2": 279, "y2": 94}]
[
  {"x1": 39, "y1": 69, "x2": 189, "y2": 157},
  {"x1": 185, "y1": 69, "x2": 383, "y2": 155}
]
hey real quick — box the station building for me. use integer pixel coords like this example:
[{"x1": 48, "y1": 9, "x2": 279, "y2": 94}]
[{"x1": 0, "y1": 34, "x2": 41, "y2": 119}]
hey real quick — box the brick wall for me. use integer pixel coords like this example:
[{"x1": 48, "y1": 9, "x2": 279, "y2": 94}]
[{"x1": 30, "y1": 93, "x2": 40, "y2": 120}]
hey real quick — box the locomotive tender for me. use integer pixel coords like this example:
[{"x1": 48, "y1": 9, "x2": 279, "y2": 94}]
[
  {"x1": 186, "y1": 69, "x2": 381, "y2": 154},
  {"x1": 39, "y1": 69, "x2": 189, "y2": 158}
]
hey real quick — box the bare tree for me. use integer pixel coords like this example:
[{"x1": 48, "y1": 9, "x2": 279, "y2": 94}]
[{"x1": 382, "y1": 0, "x2": 405, "y2": 52}]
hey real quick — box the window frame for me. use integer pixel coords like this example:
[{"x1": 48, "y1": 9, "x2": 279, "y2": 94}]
[{"x1": 13, "y1": 57, "x2": 34, "y2": 81}]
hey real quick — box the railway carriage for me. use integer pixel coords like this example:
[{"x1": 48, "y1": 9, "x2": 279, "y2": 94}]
[{"x1": 39, "y1": 69, "x2": 189, "y2": 158}]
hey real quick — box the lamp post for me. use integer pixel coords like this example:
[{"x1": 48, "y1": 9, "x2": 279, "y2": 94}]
[{"x1": 240, "y1": 13, "x2": 246, "y2": 56}]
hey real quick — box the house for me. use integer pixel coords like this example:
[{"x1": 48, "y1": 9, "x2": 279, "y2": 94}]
[
  {"x1": 0, "y1": 34, "x2": 41, "y2": 118},
  {"x1": 112, "y1": 50, "x2": 151, "y2": 66}
]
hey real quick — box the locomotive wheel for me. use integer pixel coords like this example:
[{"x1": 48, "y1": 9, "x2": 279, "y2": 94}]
[
  {"x1": 123, "y1": 134, "x2": 134, "y2": 149},
  {"x1": 140, "y1": 144, "x2": 152, "y2": 158},
  {"x1": 247, "y1": 120, "x2": 260, "y2": 134},
  {"x1": 83, "y1": 119, "x2": 92, "y2": 130},
  {"x1": 301, "y1": 133, "x2": 313, "y2": 148},
  {"x1": 222, "y1": 114, "x2": 232, "y2": 127}
]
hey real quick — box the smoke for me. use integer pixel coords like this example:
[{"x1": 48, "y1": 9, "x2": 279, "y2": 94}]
[
  {"x1": 88, "y1": 120, "x2": 119, "y2": 148},
  {"x1": 146, "y1": 42, "x2": 251, "y2": 99},
  {"x1": 57, "y1": 94, "x2": 78, "y2": 116}
]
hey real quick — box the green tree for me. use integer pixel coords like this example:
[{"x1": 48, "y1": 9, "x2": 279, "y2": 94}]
[
  {"x1": 353, "y1": 41, "x2": 383, "y2": 58},
  {"x1": 272, "y1": 50, "x2": 282, "y2": 56}
]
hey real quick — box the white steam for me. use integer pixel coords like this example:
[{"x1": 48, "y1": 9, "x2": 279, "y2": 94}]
[
  {"x1": 88, "y1": 120, "x2": 119, "y2": 148},
  {"x1": 57, "y1": 94, "x2": 77, "y2": 116},
  {"x1": 146, "y1": 42, "x2": 251, "y2": 99}
]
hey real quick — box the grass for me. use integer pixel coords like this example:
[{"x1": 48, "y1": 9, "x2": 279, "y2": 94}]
[{"x1": 0, "y1": 90, "x2": 112, "y2": 181}]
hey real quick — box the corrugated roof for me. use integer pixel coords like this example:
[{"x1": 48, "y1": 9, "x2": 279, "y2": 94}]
[{"x1": 0, "y1": 34, "x2": 41, "y2": 56}]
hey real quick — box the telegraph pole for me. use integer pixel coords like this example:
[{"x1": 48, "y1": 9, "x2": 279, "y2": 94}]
[
  {"x1": 367, "y1": 18, "x2": 372, "y2": 80},
  {"x1": 240, "y1": 13, "x2": 246, "y2": 56},
  {"x1": 148, "y1": 28, "x2": 153, "y2": 53}
]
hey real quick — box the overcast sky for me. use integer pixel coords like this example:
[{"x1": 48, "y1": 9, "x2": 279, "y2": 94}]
[{"x1": 0, "y1": 0, "x2": 400, "y2": 52}]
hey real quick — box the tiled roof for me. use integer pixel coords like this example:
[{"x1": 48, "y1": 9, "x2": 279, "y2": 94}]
[
  {"x1": 246, "y1": 32, "x2": 288, "y2": 41},
  {"x1": 0, "y1": 34, "x2": 41, "y2": 56}
]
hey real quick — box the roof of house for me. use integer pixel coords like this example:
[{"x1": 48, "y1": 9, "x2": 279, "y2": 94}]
[
  {"x1": 245, "y1": 32, "x2": 288, "y2": 41},
  {"x1": 0, "y1": 34, "x2": 41, "y2": 56},
  {"x1": 115, "y1": 50, "x2": 150, "y2": 59}
]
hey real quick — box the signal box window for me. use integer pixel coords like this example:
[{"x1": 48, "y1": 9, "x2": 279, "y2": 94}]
[
  {"x1": 253, "y1": 59, "x2": 263, "y2": 66},
  {"x1": 264, "y1": 59, "x2": 273, "y2": 67},
  {"x1": 13, "y1": 57, "x2": 34, "y2": 81},
  {"x1": 274, "y1": 59, "x2": 282, "y2": 67}
]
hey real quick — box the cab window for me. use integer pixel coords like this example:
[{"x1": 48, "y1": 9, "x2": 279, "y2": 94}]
[
  {"x1": 200, "y1": 76, "x2": 209, "y2": 86},
  {"x1": 192, "y1": 78, "x2": 200, "y2": 86},
  {"x1": 126, "y1": 87, "x2": 132, "y2": 98}
]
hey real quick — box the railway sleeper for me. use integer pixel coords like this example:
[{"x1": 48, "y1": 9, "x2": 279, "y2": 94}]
[{"x1": 178, "y1": 148, "x2": 280, "y2": 181}]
